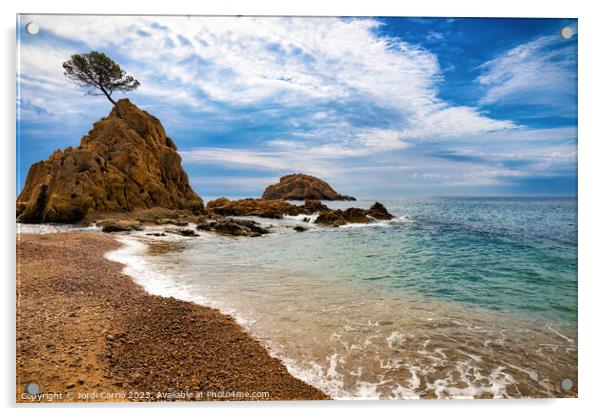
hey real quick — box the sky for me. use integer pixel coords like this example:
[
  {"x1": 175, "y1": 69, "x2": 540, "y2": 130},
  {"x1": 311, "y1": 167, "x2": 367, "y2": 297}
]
[{"x1": 17, "y1": 15, "x2": 578, "y2": 198}]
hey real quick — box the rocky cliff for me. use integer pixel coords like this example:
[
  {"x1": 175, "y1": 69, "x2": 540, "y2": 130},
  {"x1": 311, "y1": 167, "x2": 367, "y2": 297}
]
[
  {"x1": 262, "y1": 173, "x2": 356, "y2": 201},
  {"x1": 17, "y1": 99, "x2": 203, "y2": 223}
]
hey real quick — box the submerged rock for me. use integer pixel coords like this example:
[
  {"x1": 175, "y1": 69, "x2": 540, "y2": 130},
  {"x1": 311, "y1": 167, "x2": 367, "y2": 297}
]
[
  {"x1": 262, "y1": 173, "x2": 356, "y2": 201},
  {"x1": 16, "y1": 99, "x2": 203, "y2": 223}
]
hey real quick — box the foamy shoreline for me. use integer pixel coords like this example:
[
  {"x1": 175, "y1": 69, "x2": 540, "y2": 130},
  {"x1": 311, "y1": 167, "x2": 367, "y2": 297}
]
[{"x1": 105, "y1": 233, "x2": 343, "y2": 398}]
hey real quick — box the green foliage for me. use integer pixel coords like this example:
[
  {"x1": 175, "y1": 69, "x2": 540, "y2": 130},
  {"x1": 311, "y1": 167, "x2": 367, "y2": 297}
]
[{"x1": 62, "y1": 51, "x2": 140, "y2": 101}]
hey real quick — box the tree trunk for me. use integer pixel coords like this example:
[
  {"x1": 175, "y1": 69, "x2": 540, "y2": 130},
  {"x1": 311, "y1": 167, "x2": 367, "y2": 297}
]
[{"x1": 100, "y1": 87, "x2": 123, "y2": 119}]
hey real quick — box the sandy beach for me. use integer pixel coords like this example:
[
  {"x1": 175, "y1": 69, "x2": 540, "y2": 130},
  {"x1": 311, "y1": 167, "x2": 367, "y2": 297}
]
[{"x1": 16, "y1": 232, "x2": 328, "y2": 402}]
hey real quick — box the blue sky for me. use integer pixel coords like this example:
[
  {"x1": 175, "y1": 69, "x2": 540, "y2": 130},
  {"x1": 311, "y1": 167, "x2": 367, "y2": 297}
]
[{"x1": 17, "y1": 16, "x2": 577, "y2": 198}]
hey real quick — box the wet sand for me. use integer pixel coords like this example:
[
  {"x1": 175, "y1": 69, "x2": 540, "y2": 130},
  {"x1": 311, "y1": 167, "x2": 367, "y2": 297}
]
[{"x1": 16, "y1": 232, "x2": 328, "y2": 402}]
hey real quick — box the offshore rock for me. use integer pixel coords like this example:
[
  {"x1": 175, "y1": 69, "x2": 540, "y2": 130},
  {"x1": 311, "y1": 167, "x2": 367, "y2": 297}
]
[{"x1": 262, "y1": 174, "x2": 355, "y2": 201}]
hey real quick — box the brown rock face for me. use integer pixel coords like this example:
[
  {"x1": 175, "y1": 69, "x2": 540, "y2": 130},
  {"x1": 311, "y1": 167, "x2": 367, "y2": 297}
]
[
  {"x1": 16, "y1": 99, "x2": 203, "y2": 223},
  {"x1": 262, "y1": 174, "x2": 356, "y2": 201}
]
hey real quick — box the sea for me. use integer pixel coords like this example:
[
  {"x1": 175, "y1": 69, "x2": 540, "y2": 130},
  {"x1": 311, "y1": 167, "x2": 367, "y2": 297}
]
[{"x1": 21, "y1": 197, "x2": 578, "y2": 399}]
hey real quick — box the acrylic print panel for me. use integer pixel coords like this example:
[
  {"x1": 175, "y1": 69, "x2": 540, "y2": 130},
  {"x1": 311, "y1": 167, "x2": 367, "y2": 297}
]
[{"x1": 16, "y1": 15, "x2": 578, "y2": 402}]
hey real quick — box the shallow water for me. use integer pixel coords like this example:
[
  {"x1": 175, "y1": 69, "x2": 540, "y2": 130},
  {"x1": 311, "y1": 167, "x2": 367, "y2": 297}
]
[{"x1": 103, "y1": 197, "x2": 577, "y2": 399}]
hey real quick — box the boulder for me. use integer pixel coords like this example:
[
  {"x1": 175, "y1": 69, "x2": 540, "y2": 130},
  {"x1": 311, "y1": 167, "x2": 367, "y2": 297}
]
[
  {"x1": 314, "y1": 202, "x2": 394, "y2": 227},
  {"x1": 16, "y1": 99, "x2": 203, "y2": 223},
  {"x1": 155, "y1": 218, "x2": 191, "y2": 226},
  {"x1": 303, "y1": 199, "x2": 328, "y2": 213},
  {"x1": 99, "y1": 220, "x2": 143, "y2": 233},
  {"x1": 367, "y1": 202, "x2": 394, "y2": 220},
  {"x1": 131, "y1": 207, "x2": 200, "y2": 224},
  {"x1": 315, "y1": 210, "x2": 347, "y2": 227},
  {"x1": 196, "y1": 217, "x2": 269, "y2": 237},
  {"x1": 343, "y1": 207, "x2": 371, "y2": 224},
  {"x1": 206, "y1": 198, "x2": 300, "y2": 219},
  {"x1": 166, "y1": 228, "x2": 199, "y2": 237},
  {"x1": 262, "y1": 174, "x2": 355, "y2": 201},
  {"x1": 206, "y1": 197, "x2": 332, "y2": 219}
]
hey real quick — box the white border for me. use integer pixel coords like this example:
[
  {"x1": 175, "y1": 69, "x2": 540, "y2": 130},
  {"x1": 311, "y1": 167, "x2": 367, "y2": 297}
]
[{"x1": 3, "y1": 1, "x2": 601, "y2": 415}]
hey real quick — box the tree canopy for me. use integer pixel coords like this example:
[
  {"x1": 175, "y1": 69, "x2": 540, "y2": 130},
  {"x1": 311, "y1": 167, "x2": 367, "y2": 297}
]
[{"x1": 63, "y1": 51, "x2": 140, "y2": 117}]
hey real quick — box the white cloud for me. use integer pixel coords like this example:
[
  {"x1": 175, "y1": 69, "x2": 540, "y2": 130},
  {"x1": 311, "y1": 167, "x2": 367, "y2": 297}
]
[
  {"x1": 426, "y1": 31, "x2": 444, "y2": 42},
  {"x1": 180, "y1": 148, "x2": 290, "y2": 170},
  {"x1": 23, "y1": 14, "x2": 515, "y2": 143},
  {"x1": 268, "y1": 127, "x2": 410, "y2": 158},
  {"x1": 478, "y1": 32, "x2": 577, "y2": 106},
  {"x1": 399, "y1": 105, "x2": 516, "y2": 138},
  {"x1": 356, "y1": 129, "x2": 410, "y2": 151},
  {"x1": 179, "y1": 125, "x2": 576, "y2": 193},
  {"x1": 179, "y1": 144, "x2": 397, "y2": 180},
  {"x1": 17, "y1": 41, "x2": 91, "y2": 120}
]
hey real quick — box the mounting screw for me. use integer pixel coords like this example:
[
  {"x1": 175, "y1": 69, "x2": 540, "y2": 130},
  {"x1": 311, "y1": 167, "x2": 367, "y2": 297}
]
[
  {"x1": 560, "y1": 378, "x2": 573, "y2": 391},
  {"x1": 560, "y1": 27, "x2": 573, "y2": 40},
  {"x1": 25, "y1": 22, "x2": 39, "y2": 35}
]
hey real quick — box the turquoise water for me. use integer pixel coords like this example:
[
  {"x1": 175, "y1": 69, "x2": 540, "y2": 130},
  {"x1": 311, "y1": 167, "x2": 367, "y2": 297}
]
[
  {"x1": 201, "y1": 197, "x2": 578, "y2": 324},
  {"x1": 110, "y1": 196, "x2": 578, "y2": 398},
  {"x1": 291, "y1": 197, "x2": 577, "y2": 324}
]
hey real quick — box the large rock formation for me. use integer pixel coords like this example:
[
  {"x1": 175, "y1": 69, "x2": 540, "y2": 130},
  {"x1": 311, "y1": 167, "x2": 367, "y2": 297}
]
[
  {"x1": 262, "y1": 174, "x2": 356, "y2": 201},
  {"x1": 16, "y1": 99, "x2": 203, "y2": 223}
]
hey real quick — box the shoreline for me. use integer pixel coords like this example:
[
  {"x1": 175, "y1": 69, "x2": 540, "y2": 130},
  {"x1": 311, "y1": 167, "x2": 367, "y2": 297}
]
[
  {"x1": 107, "y1": 224, "x2": 577, "y2": 399},
  {"x1": 16, "y1": 232, "x2": 328, "y2": 402}
]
